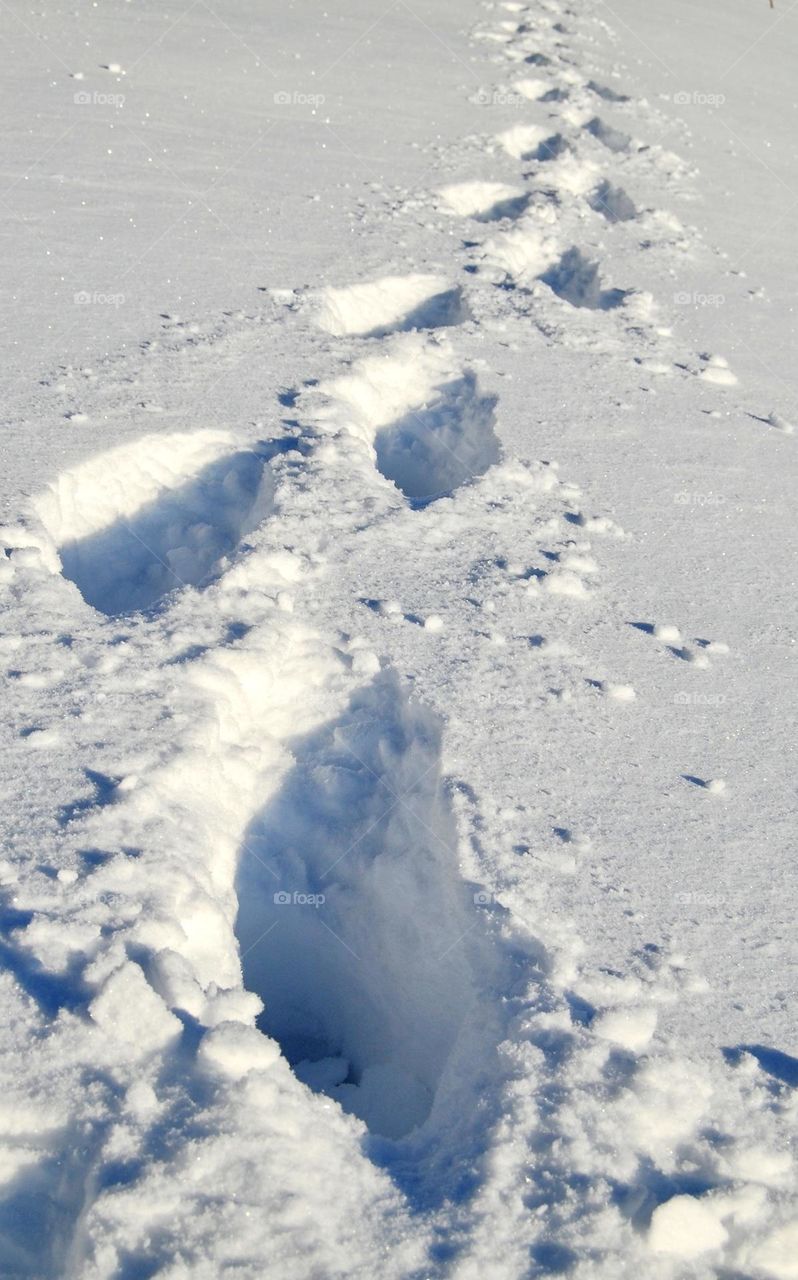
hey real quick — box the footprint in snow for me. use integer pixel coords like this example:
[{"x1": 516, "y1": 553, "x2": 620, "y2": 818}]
[
  {"x1": 584, "y1": 116, "x2": 634, "y2": 153},
  {"x1": 630, "y1": 623, "x2": 728, "y2": 665},
  {"x1": 541, "y1": 247, "x2": 629, "y2": 311},
  {"x1": 746, "y1": 410, "x2": 794, "y2": 435},
  {"x1": 589, "y1": 179, "x2": 638, "y2": 223},
  {"x1": 588, "y1": 679, "x2": 636, "y2": 701},
  {"x1": 496, "y1": 123, "x2": 568, "y2": 162},
  {"x1": 587, "y1": 80, "x2": 631, "y2": 105},
  {"x1": 696, "y1": 353, "x2": 738, "y2": 386},
  {"x1": 682, "y1": 775, "x2": 726, "y2": 793}
]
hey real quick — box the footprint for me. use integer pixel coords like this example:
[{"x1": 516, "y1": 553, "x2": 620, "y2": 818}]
[
  {"x1": 669, "y1": 645, "x2": 710, "y2": 668},
  {"x1": 630, "y1": 621, "x2": 680, "y2": 643},
  {"x1": 541, "y1": 247, "x2": 628, "y2": 310},
  {"x1": 765, "y1": 412, "x2": 794, "y2": 434},
  {"x1": 34, "y1": 430, "x2": 279, "y2": 616},
  {"x1": 682, "y1": 775, "x2": 726, "y2": 793},
  {"x1": 696, "y1": 353, "x2": 738, "y2": 387},
  {"x1": 586, "y1": 80, "x2": 630, "y2": 104},
  {"x1": 585, "y1": 116, "x2": 633, "y2": 153},
  {"x1": 235, "y1": 672, "x2": 492, "y2": 1139},
  {"x1": 498, "y1": 123, "x2": 569, "y2": 161},
  {"x1": 589, "y1": 179, "x2": 638, "y2": 222},
  {"x1": 565, "y1": 511, "x2": 625, "y2": 536},
  {"x1": 476, "y1": 220, "x2": 561, "y2": 285},
  {"x1": 589, "y1": 679, "x2": 636, "y2": 701},
  {"x1": 314, "y1": 273, "x2": 469, "y2": 338},
  {"x1": 746, "y1": 411, "x2": 794, "y2": 435},
  {"x1": 308, "y1": 335, "x2": 501, "y2": 504},
  {"x1": 528, "y1": 152, "x2": 600, "y2": 198},
  {"x1": 513, "y1": 76, "x2": 550, "y2": 101}
]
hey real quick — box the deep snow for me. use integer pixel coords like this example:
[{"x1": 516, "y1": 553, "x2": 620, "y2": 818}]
[{"x1": 1, "y1": 0, "x2": 797, "y2": 1277}]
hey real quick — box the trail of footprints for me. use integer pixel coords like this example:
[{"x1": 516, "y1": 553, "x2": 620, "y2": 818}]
[{"x1": 1, "y1": 0, "x2": 790, "y2": 1273}]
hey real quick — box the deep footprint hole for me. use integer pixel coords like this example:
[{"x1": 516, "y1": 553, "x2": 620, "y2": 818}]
[
  {"x1": 473, "y1": 192, "x2": 533, "y2": 223},
  {"x1": 56, "y1": 442, "x2": 284, "y2": 616},
  {"x1": 585, "y1": 116, "x2": 632, "y2": 153},
  {"x1": 235, "y1": 674, "x2": 488, "y2": 1141},
  {"x1": 541, "y1": 247, "x2": 628, "y2": 310},
  {"x1": 373, "y1": 372, "x2": 501, "y2": 504},
  {"x1": 589, "y1": 179, "x2": 638, "y2": 223}
]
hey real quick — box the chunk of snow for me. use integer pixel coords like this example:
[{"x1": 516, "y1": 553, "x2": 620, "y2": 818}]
[
  {"x1": 600, "y1": 681, "x2": 636, "y2": 702},
  {"x1": 767, "y1": 412, "x2": 794, "y2": 435},
  {"x1": 197, "y1": 1023, "x2": 282, "y2": 1080},
  {"x1": 654, "y1": 623, "x2": 681, "y2": 643},
  {"x1": 649, "y1": 1195, "x2": 728, "y2": 1256},
  {"x1": 89, "y1": 963, "x2": 182, "y2": 1053},
  {"x1": 437, "y1": 180, "x2": 527, "y2": 218},
  {"x1": 314, "y1": 274, "x2": 465, "y2": 337},
  {"x1": 594, "y1": 1005, "x2": 657, "y2": 1051},
  {"x1": 545, "y1": 570, "x2": 589, "y2": 597}
]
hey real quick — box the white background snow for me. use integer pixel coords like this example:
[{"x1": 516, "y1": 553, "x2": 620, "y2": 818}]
[{"x1": 1, "y1": 0, "x2": 797, "y2": 1276}]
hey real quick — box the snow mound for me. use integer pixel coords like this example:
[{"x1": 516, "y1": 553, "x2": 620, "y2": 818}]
[
  {"x1": 314, "y1": 273, "x2": 469, "y2": 337},
  {"x1": 437, "y1": 180, "x2": 530, "y2": 221},
  {"x1": 649, "y1": 1194, "x2": 727, "y2": 1256}
]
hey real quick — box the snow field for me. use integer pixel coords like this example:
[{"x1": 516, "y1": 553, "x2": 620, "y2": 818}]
[{"x1": 0, "y1": 0, "x2": 795, "y2": 1274}]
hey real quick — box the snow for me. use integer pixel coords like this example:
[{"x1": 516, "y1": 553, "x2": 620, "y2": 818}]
[
  {"x1": 593, "y1": 1005, "x2": 657, "y2": 1051},
  {"x1": 1, "y1": 0, "x2": 796, "y2": 1274},
  {"x1": 314, "y1": 274, "x2": 468, "y2": 338},
  {"x1": 88, "y1": 961, "x2": 182, "y2": 1054},
  {"x1": 198, "y1": 1022, "x2": 282, "y2": 1080},
  {"x1": 748, "y1": 1221, "x2": 798, "y2": 1279},
  {"x1": 648, "y1": 1194, "x2": 728, "y2": 1256},
  {"x1": 437, "y1": 180, "x2": 529, "y2": 220}
]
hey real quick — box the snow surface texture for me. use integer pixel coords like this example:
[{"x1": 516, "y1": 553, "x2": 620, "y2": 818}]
[{"x1": 1, "y1": 0, "x2": 796, "y2": 1277}]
